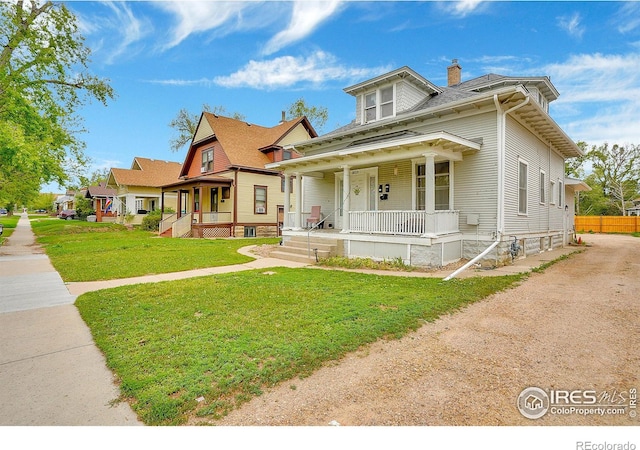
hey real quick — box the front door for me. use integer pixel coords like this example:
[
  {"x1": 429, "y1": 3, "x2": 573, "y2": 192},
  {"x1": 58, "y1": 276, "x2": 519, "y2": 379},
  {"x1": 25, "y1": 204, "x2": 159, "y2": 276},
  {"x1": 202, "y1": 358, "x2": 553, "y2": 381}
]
[
  {"x1": 335, "y1": 168, "x2": 377, "y2": 229},
  {"x1": 350, "y1": 172, "x2": 368, "y2": 211}
]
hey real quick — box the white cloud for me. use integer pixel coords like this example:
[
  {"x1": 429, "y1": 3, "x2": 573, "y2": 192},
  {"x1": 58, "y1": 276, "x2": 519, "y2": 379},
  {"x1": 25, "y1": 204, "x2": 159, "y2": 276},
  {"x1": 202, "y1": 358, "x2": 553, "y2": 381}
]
[
  {"x1": 614, "y1": 2, "x2": 640, "y2": 34},
  {"x1": 154, "y1": 1, "x2": 254, "y2": 49},
  {"x1": 103, "y1": 2, "x2": 151, "y2": 63},
  {"x1": 151, "y1": 51, "x2": 390, "y2": 91},
  {"x1": 544, "y1": 53, "x2": 640, "y2": 145},
  {"x1": 214, "y1": 51, "x2": 390, "y2": 90},
  {"x1": 75, "y1": 2, "x2": 151, "y2": 64},
  {"x1": 262, "y1": 0, "x2": 344, "y2": 55},
  {"x1": 156, "y1": 1, "x2": 343, "y2": 52},
  {"x1": 557, "y1": 12, "x2": 585, "y2": 39},
  {"x1": 438, "y1": 0, "x2": 486, "y2": 18}
]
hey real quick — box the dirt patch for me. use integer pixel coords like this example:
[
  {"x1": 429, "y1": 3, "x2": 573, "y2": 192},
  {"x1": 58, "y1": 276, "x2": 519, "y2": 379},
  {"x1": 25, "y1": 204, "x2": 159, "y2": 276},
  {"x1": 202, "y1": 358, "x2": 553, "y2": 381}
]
[{"x1": 217, "y1": 234, "x2": 640, "y2": 426}]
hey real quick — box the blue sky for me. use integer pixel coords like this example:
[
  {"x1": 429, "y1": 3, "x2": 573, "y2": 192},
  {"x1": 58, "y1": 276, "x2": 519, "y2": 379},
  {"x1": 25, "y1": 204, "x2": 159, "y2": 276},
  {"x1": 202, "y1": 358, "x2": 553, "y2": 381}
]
[{"x1": 46, "y1": 0, "x2": 640, "y2": 192}]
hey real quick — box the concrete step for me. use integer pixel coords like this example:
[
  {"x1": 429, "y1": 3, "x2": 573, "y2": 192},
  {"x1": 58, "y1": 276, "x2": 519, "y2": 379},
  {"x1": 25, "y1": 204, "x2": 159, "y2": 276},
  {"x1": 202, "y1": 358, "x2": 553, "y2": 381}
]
[
  {"x1": 284, "y1": 239, "x2": 336, "y2": 252},
  {"x1": 287, "y1": 235, "x2": 341, "y2": 247},
  {"x1": 270, "y1": 251, "x2": 318, "y2": 264},
  {"x1": 277, "y1": 245, "x2": 332, "y2": 258}
]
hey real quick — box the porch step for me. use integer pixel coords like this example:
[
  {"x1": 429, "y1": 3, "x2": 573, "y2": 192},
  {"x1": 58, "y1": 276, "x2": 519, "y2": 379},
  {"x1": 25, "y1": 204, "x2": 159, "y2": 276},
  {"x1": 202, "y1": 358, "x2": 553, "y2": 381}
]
[
  {"x1": 271, "y1": 235, "x2": 340, "y2": 264},
  {"x1": 269, "y1": 251, "x2": 319, "y2": 265}
]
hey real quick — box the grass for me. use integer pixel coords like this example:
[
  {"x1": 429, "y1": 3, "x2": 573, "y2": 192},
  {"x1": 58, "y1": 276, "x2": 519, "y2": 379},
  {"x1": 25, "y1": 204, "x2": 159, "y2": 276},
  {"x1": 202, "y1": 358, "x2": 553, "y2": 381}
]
[
  {"x1": 319, "y1": 255, "x2": 416, "y2": 272},
  {"x1": 30, "y1": 219, "x2": 280, "y2": 282},
  {"x1": 75, "y1": 268, "x2": 523, "y2": 425},
  {"x1": 0, "y1": 215, "x2": 20, "y2": 245}
]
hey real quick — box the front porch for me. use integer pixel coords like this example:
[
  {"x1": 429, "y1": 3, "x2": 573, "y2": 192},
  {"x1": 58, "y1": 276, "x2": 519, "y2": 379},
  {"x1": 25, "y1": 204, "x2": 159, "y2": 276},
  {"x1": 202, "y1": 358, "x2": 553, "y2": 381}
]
[{"x1": 160, "y1": 176, "x2": 235, "y2": 238}]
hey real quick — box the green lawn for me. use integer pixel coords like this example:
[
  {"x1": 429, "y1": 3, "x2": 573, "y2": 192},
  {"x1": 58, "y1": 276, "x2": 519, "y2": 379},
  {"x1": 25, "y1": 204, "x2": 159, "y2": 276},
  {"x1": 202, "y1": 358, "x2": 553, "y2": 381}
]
[
  {"x1": 76, "y1": 268, "x2": 523, "y2": 425},
  {"x1": 30, "y1": 219, "x2": 279, "y2": 282},
  {"x1": 0, "y1": 215, "x2": 20, "y2": 245}
]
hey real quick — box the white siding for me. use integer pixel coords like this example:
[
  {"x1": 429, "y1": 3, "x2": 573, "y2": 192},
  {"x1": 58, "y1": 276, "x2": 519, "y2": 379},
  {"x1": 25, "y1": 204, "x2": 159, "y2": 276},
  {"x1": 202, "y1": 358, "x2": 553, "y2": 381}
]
[
  {"x1": 411, "y1": 110, "x2": 499, "y2": 237},
  {"x1": 302, "y1": 174, "x2": 336, "y2": 228},
  {"x1": 378, "y1": 161, "x2": 413, "y2": 210},
  {"x1": 504, "y1": 117, "x2": 566, "y2": 236},
  {"x1": 396, "y1": 81, "x2": 429, "y2": 114}
]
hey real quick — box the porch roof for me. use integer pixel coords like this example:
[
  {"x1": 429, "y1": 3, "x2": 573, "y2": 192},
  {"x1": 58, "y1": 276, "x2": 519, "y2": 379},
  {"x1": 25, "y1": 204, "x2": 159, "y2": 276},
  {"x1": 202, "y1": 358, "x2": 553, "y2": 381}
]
[
  {"x1": 162, "y1": 175, "x2": 233, "y2": 191},
  {"x1": 265, "y1": 131, "x2": 482, "y2": 173},
  {"x1": 565, "y1": 177, "x2": 592, "y2": 192}
]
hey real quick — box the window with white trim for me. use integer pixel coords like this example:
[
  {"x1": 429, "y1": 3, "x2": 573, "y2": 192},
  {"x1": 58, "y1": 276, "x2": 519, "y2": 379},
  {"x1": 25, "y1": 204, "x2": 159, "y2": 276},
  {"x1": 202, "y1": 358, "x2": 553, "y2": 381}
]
[
  {"x1": 201, "y1": 148, "x2": 213, "y2": 173},
  {"x1": 254, "y1": 186, "x2": 267, "y2": 214},
  {"x1": 415, "y1": 161, "x2": 450, "y2": 210},
  {"x1": 362, "y1": 85, "x2": 395, "y2": 123},
  {"x1": 558, "y1": 180, "x2": 564, "y2": 207},
  {"x1": 540, "y1": 170, "x2": 546, "y2": 204},
  {"x1": 518, "y1": 160, "x2": 528, "y2": 215}
]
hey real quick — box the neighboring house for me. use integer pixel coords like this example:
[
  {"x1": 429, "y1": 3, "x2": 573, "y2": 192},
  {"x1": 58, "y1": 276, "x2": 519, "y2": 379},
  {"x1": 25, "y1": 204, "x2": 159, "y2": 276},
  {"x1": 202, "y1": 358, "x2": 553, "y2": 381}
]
[
  {"x1": 82, "y1": 182, "x2": 117, "y2": 222},
  {"x1": 106, "y1": 157, "x2": 182, "y2": 225},
  {"x1": 267, "y1": 62, "x2": 585, "y2": 267},
  {"x1": 54, "y1": 191, "x2": 76, "y2": 213},
  {"x1": 626, "y1": 198, "x2": 640, "y2": 216},
  {"x1": 160, "y1": 112, "x2": 316, "y2": 238}
]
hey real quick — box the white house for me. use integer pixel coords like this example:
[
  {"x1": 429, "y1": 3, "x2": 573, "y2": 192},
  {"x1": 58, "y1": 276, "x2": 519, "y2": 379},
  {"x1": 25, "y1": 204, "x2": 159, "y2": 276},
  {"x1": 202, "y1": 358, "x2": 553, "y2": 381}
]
[{"x1": 267, "y1": 62, "x2": 584, "y2": 268}]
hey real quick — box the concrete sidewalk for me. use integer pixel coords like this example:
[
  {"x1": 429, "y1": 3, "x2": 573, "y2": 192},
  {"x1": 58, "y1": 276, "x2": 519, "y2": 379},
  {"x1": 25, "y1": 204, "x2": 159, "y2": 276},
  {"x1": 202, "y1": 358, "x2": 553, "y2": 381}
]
[{"x1": 0, "y1": 213, "x2": 140, "y2": 425}]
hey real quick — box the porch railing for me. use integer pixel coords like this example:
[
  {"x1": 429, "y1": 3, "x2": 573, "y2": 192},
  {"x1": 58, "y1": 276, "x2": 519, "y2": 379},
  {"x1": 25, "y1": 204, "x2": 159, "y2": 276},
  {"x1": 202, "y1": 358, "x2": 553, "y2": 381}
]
[
  {"x1": 159, "y1": 213, "x2": 177, "y2": 235},
  {"x1": 349, "y1": 210, "x2": 459, "y2": 236},
  {"x1": 198, "y1": 212, "x2": 232, "y2": 224},
  {"x1": 172, "y1": 213, "x2": 193, "y2": 238},
  {"x1": 285, "y1": 212, "x2": 311, "y2": 228}
]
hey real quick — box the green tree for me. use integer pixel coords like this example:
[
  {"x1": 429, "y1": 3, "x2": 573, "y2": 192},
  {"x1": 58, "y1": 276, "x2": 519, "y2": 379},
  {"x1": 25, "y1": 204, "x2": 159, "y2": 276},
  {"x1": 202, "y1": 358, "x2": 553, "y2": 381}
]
[
  {"x1": 286, "y1": 97, "x2": 328, "y2": 133},
  {"x1": 588, "y1": 143, "x2": 639, "y2": 215},
  {"x1": 168, "y1": 104, "x2": 245, "y2": 152},
  {"x1": 0, "y1": 1, "x2": 114, "y2": 205},
  {"x1": 30, "y1": 192, "x2": 57, "y2": 213}
]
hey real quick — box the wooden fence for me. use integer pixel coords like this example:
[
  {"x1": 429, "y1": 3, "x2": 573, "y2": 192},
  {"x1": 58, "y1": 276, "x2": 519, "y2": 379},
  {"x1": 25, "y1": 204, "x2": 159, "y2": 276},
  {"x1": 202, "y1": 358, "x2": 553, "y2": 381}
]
[{"x1": 575, "y1": 216, "x2": 640, "y2": 233}]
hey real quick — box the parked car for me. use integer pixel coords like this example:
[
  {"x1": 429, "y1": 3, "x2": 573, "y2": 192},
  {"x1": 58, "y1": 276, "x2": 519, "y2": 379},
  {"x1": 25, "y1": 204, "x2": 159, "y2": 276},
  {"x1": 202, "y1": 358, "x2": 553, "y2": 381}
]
[
  {"x1": 0, "y1": 208, "x2": 7, "y2": 215},
  {"x1": 35, "y1": 209, "x2": 47, "y2": 213},
  {"x1": 57, "y1": 209, "x2": 76, "y2": 220}
]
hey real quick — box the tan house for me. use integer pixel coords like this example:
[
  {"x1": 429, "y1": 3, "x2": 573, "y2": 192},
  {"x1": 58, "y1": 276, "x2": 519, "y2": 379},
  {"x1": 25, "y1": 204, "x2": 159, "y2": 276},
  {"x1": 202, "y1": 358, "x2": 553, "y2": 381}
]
[
  {"x1": 106, "y1": 157, "x2": 182, "y2": 225},
  {"x1": 160, "y1": 112, "x2": 317, "y2": 238}
]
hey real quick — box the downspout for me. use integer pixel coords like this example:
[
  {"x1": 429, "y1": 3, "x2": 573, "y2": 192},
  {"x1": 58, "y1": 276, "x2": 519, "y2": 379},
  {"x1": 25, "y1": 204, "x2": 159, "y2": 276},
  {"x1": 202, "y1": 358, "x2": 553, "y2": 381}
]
[{"x1": 444, "y1": 92, "x2": 530, "y2": 281}]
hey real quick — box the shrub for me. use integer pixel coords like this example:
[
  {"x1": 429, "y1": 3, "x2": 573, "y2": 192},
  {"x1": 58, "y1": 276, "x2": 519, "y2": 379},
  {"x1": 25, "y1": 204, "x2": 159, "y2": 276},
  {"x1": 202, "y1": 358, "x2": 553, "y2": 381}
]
[{"x1": 140, "y1": 209, "x2": 163, "y2": 231}]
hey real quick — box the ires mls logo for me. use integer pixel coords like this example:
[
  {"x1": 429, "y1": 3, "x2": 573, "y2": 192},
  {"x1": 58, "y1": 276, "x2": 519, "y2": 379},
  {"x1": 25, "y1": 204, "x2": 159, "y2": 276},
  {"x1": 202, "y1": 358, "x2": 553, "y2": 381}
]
[
  {"x1": 517, "y1": 387, "x2": 550, "y2": 419},
  {"x1": 517, "y1": 387, "x2": 637, "y2": 420}
]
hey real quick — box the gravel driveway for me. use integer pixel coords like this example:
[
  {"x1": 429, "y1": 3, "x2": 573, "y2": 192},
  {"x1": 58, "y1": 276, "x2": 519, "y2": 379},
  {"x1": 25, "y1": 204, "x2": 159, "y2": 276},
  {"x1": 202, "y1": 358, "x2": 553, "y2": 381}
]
[{"x1": 218, "y1": 233, "x2": 639, "y2": 426}]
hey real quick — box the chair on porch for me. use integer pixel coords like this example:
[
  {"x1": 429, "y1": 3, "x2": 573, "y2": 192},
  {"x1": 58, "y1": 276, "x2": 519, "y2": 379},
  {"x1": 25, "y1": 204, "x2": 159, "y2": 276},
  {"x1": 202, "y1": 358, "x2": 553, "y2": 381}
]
[{"x1": 306, "y1": 205, "x2": 323, "y2": 229}]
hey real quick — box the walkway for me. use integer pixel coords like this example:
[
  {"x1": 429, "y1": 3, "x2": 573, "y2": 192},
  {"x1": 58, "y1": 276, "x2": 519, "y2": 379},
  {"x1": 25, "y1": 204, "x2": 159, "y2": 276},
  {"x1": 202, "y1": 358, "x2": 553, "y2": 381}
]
[{"x1": 0, "y1": 213, "x2": 140, "y2": 425}]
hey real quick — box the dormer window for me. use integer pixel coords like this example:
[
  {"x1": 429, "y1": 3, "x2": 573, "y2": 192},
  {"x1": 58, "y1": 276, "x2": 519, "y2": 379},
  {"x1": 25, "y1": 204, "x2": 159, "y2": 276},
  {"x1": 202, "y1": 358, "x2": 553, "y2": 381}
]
[{"x1": 362, "y1": 85, "x2": 395, "y2": 123}]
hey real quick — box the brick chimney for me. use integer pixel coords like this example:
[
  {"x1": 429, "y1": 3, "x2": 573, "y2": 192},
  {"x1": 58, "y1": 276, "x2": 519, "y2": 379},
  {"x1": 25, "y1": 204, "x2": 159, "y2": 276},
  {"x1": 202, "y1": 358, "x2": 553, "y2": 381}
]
[{"x1": 447, "y1": 59, "x2": 462, "y2": 86}]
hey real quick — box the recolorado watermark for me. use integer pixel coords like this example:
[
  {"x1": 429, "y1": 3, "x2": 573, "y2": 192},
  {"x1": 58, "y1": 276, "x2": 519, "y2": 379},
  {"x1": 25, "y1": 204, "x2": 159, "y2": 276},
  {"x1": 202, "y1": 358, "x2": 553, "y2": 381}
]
[
  {"x1": 576, "y1": 442, "x2": 636, "y2": 450},
  {"x1": 517, "y1": 386, "x2": 637, "y2": 420}
]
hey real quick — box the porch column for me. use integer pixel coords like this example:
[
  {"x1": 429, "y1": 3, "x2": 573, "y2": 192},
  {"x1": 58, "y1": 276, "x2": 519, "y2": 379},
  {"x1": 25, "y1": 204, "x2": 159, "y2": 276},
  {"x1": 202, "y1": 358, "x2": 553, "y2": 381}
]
[
  {"x1": 283, "y1": 173, "x2": 291, "y2": 229},
  {"x1": 294, "y1": 172, "x2": 302, "y2": 230},
  {"x1": 341, "y1": 165, "x2": 350, "y2": 233},
  {"x1": 423, "y1": 153, "x2": 436, "y2": 214},
  {"x1": 422, "y1": 153, "x2": 436, "y2": 237},
  {"x1": 125, "y1": 194, "x2": 135, "y2": 215}
]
